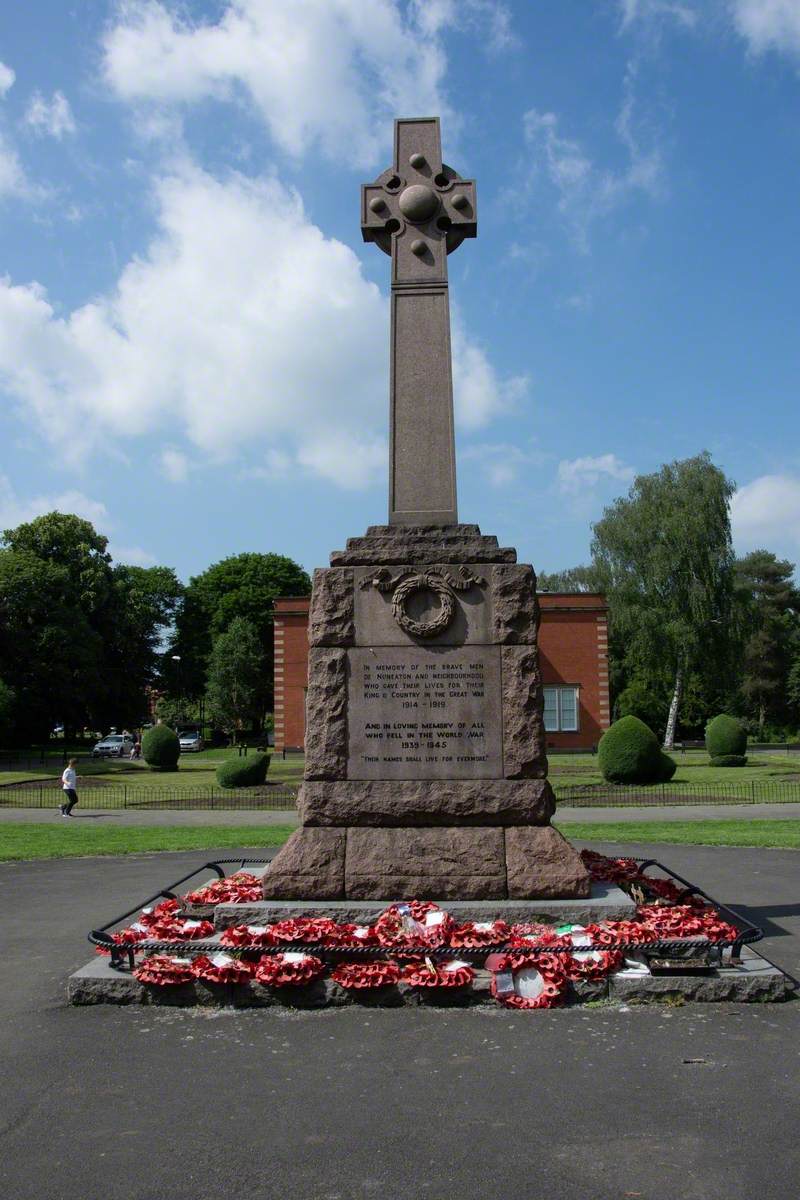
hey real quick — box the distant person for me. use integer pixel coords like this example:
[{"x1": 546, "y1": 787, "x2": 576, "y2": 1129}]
[
  {"x1": 130, "y1": 739, "x2": 141, "y2": 761},
  {"x1": 60, "y1": 758, "x2": 79, "y2": 817}
]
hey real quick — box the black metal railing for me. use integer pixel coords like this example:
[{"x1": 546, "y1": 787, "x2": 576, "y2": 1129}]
[
  {"x1": 0, "y1": 785, "x2": 298, "y2": 810},
  {"x1": 555, "y1": 780, "x2": 800, "y2": 806}
]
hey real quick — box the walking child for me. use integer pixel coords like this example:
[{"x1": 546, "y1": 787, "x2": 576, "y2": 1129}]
[{"x1": 60, "y1": 758, "x2": 79, "y2": 816}]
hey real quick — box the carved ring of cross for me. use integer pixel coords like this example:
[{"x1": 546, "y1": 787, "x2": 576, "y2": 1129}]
[{"x1": 361, "y1": 117, "x2": 476, "y2": 286}]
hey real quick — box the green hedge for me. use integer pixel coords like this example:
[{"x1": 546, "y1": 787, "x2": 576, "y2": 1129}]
[
  {"x1": 141, "y1": 724, "x2": 180, "y2": 771},
  {"x1": 598, "y1": 715, "x2": 676, "y2": 784},
  {"x1": 705, "y1": 714, "x2": 748, "y2": 766},
  {"x1": 216, "y1": 752, "x2": 271, "y2": 788}
]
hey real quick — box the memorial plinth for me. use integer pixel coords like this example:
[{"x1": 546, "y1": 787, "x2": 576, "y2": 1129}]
[
  {"x1": 261, "y1": 118, "x2": 590, "y2": 901},
  {"x1": 262, "y1": 527, "x2": 590, "y2": 900}
]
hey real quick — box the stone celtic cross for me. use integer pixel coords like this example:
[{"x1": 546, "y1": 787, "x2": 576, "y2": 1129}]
[{"x1": 361, "y1": 117, "x2": 477, "y2": 527}]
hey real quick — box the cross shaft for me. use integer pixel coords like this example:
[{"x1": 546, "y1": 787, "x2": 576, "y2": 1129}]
[{"x1": 361, "y1": 117, "x2": 477, "y2": 526}]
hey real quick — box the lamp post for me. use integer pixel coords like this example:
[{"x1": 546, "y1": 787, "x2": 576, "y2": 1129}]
[{"x1": 171, "y1": 655, "x2": 182, "y2": 727}]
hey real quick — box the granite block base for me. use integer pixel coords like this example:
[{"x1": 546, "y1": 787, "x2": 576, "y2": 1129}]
[{"x1": 260, "y1": 822, "x2": 590, "y2": 900}]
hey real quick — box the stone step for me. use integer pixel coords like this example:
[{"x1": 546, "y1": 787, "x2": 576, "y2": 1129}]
[
  {"x1": 211, "y1": 882, "x2": 637, "y2": 930},
  {"x1": 68, "y1": 946, "x2": 791, "y2": 1008}
]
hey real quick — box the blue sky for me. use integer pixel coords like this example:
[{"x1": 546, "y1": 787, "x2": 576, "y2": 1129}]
[{"x1": 0, "y1": 0, "x2": 799, "y2": 583}]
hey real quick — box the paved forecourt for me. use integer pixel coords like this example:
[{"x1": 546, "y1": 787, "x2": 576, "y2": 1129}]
[{"x1": 0, "y1": 842, "x2": 798, "y2": 1200}]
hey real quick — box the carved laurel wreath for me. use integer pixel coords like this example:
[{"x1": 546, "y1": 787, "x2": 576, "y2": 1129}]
[{"x1": 360, "y1": 565, "x2": 485, "y2": 638}]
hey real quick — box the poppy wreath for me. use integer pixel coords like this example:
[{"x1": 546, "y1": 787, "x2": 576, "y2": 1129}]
[
  {"x1": 138, "y1": 899, "x2": 181, "y2": 927},
  {"x1": 374, "y1": 901, "x2": 453, "y2": 949},
  {"x1": 134, "y1": 954, "x2": 195, "y2": 986},
  {"x1": 488, "y1": 951, "x2": 568, "y2": 1010},
  {"x1": 331, "y1": 960, "x2": 401, "y2": 989},
  {"x1": 637, "y1": 904, "x2": 738, "y2": 943},
  {"x1": 96, "y1": 923, "x2": 153, "y2": 955},
  {"x1": 448, "y1": 920, "x2": 510, "y2": 949},
  {"x1": 583, "y1": 920, "x2": 658, "y2": 947},
  {"x1": 146, "y1": 917, "x2": 215, "y2": 941},
  {"x1": 565, "y1": 948, "x2": 623, "y2": 982},
  {"x1": 508, "y1": 924, "x2": 572, "y2": 951},
  {"x1": 581, "y1": 849, "x2": 641, "y2": 884},
  {"x1": 190, "y1": 954, "x2": 254, "y2": 985},
  {"x1": 255, "y1": 952, "x2": 325, "y2": 987},
  {"x1": 269, "y1": 917, "x2": 341, "y2": 945},
  {"x1": 401, "y1": 959, "x2": 475, "y2": 989},
  {"x1": 220, "y1": 924, "x2": 276, "y2": 949},
  {"x1": 326, "y1": 923, "x2": 380, "y2": 947},
  {"x1": 183, "y1": 872, "x2": 264, "y2": 905}
]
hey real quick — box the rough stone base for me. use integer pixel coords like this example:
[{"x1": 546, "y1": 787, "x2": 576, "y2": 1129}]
[
  {"x1": 260, "y1": 823, "x2": 591, "y2": 900},
  {"x1": 298, "y1": 779, "x2": 554, "y2": 827},
  {"x1": 68, "y1": 947, "x2": 791, "y2": 1008}
]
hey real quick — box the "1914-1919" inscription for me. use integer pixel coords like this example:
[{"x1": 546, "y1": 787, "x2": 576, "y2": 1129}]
[{"x1": 347, "y1": 646, "x2": 502, "y2": 780}]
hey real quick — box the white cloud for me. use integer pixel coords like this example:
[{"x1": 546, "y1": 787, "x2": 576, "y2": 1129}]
[
  {"x1": 159, "y1": 447, "x2": 189, "y2": 483},
  {"x1": 0, "y1": 473, "x2": 109, "y2": 532},
  {"x1": 731, "y1": 474, "x2": 800, "y2": 552},
  {"x1": 522, "y1": 77, "x2": 663, "y2": 253},
  {"x1": 451, "y1": 312, "x2": 528, "y2": 432},
  {"x1": 0, "y1": 160, "x2": 511, "y2": 488},
  {"x1": 729, "y1": 0, "x2": 800, "y2": 61},
  {"x1": 461, "y1": 440, "x2": 546, "y2": 488},
  {"x1": 111, "y1": 544, "x2": 158, "y2": 566},
  {"x1": 24, "y1": 91, "x2": 76, "y2": 139},
  {"x1": 618, "y1": 0, "x2": 698, "y2": 31},
  {"x1": 557, "y1": 453, "x2": 636, "y2": 494},
  {"x1": 0, "y1": 134, "x2": 26, "y2": 198},
  {"x1": 0, "y1": 61, "x2": 15, "y2": 96},
  {"x1": 102, "y1": 0, "x2": 454, "y2": 165}
]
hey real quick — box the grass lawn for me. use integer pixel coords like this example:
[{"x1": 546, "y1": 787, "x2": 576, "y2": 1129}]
[
  {"x1": 548, "y1": 749, "x2": 800, "y2": 792},
  {"x1": 2, "y1": 818, "x2": 797, "y2": 861},
  {"x1": 0, "y1": 823, "x2": 296, "y2": 861},
  {"x1": 561, "y1": 819, "x2": 800, "y2": 849}
]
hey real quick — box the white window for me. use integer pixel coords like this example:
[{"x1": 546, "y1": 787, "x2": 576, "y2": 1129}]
[{"x1": 542, "y1": 686, "x2": 579, "y2": 732}]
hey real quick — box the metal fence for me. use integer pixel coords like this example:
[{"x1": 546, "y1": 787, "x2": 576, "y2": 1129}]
[
  {"x1": 555, "y1": 781, "x2": 800, "y2": 807},
  {"x1": 0, "y1": 785, "x2": 299, "y2": 811}
]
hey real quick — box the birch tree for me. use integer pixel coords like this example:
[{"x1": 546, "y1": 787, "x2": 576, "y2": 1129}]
[{"x1": 591, "y1": 453, "x2": 735, "y2": 749}]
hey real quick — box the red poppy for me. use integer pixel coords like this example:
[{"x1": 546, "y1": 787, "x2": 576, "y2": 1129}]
[
  {"x1": 255, "y1": 952, "x2": 325, "y2": 987},
  {"x1": 331, "y1": 961, "x2": 401, "y2": 989},
  {"x1": 133, "y1": 954, "x2": 195, "y2": 986}
]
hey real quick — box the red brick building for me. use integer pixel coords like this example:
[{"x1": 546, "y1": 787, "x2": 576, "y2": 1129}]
[{"x1": 273, "y1": 592, "x2": 610, "y2": 753}]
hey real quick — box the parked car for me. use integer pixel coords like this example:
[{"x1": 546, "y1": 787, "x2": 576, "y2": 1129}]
[
  {"x1": 178, "y1": 730, "x2": 204, "y2": 753},
  {"x1": 92, "y1": 734, "x2": 134, "y2": 759}
]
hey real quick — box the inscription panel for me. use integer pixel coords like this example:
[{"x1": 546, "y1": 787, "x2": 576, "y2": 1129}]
[{"x1": 347, "y1": 646, "x2": 502, "y2": 780}]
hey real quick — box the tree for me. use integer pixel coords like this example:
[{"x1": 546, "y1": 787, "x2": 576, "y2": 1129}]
[
  {"x1": 101, "y1": 565, "x2": 183, "y2": 728},
  {"x1": 0, "y1": 512, "x2": 183, "y2": 740},
  {"x1": 591, "y1": 453, "x2": 735, "y2": 749},
  {"x1": 734, "y1": 551, "x2": 799, "y2": 736},
  {"x1": 0, "y1": 678, "x2": 15, "y2": 745},
  {"x1": 168, "y1": 552, "x2": 311, "y2": 716},
  {"x1": 205, "y1": 617, "x2": 265, "y2": 739},
  {"x1": 536, "y1": 564, "x2": 608, "y2": 593}
]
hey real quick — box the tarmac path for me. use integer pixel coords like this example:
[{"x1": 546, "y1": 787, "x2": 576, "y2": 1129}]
[
  {"x1": 1, "y1": 800, "x2": 799, "y2": 825},
  {"x1": 0, "y1": 841, "x2": 797, "y2": 1200}
]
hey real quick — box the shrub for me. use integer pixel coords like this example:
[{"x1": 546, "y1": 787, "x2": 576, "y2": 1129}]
[
  {"x1": 216, "y1": 752, "x2": 271, "y2": 788},
  {"x1": 141, "y1": 724, "x2": 180, "y2": 771},
  {"x1": 705, "y1": 714, "x2": 747, "y2": 766},
  {"x1": 598, "y1": 715, "x2": 676, "y2": 784}
]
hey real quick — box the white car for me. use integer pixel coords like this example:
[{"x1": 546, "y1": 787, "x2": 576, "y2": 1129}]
[
  {"x1": 178, "y1": 731, "x2": 203, "y2": 753},
  {"x1": 92, "y1": 734, "x2": 134, "y2": 759}
]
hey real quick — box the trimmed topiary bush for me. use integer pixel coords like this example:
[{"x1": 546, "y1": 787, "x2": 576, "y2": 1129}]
[
  {"x1": 705, "y1": 714, "x2": 748, "y2": 766},
  {"x1": 141, "y1": 724, "x2": 180, "y2": 771},
  {"x1": 598, "y1": 715, "x2": 676, "y2": 784},
  {"x1": 216, "y1": 752, "x2": 270, "y2": 788}
]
